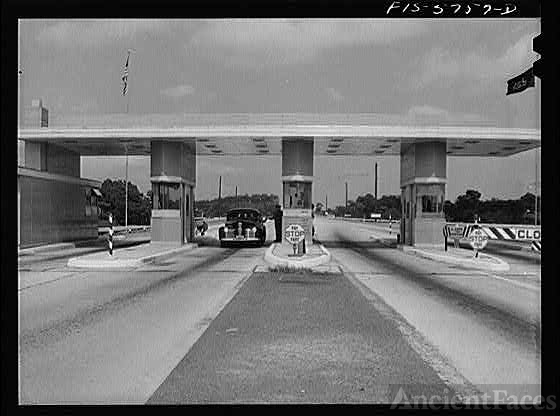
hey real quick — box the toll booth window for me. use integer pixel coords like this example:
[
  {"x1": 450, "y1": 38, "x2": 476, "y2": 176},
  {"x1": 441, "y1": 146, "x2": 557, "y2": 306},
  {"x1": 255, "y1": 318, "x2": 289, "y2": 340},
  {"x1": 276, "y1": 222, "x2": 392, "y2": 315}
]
[
  {"x1": 283, "y1": 182, "x2": 311, "y2": 209},
  {"x1": 84, "y1": 188, "x2": 92, "y2": 217},
  {"x1": 421, "y1": 195, "x2": 443, "y2": 213},
  {"x1": 153, "y1": 183, "x2": 181, "y2": 209}
]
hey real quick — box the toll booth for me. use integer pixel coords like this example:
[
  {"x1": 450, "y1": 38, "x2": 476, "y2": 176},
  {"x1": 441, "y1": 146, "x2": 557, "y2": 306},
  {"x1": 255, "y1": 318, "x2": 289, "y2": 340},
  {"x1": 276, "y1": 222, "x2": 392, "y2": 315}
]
[
  {"x1": 281, "y1": 138, "x2": 314, "y2": 247},
  {"x1": 400, "y1": 141, "x2": 447, "y2": 246},
  {"x1": 150, "y1": 140, "x2": 196, "y2": 244}
]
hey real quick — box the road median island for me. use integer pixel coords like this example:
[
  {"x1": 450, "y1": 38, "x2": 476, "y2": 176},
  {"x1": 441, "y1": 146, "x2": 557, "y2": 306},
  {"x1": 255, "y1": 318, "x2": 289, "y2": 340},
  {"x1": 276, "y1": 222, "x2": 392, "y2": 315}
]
[
  {"x1": 264, "y1": 242, "x2": 332, "y2": 269},
  {"x1": 400, "y1": 246, "x2": 510, "y2": 272},
  {"x1": 67, "y1": 242, "x2": 197, "y2": 269}
]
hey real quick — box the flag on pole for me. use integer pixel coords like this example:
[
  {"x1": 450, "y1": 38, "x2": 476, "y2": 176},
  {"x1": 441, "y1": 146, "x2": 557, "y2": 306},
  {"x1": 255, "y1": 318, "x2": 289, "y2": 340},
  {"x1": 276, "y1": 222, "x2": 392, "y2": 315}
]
[
  {"x1": 506, "y1": 67, "x2": 534, "y2": 95},
  {"x1": 122, "y1": 51, "x2": 130, "y2": 96}
]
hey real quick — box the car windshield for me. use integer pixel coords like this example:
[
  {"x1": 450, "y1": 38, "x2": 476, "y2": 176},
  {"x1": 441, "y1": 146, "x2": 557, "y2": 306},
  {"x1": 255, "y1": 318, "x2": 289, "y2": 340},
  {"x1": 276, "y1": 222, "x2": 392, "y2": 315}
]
[{"x1": 227, "y1": 210, "x2": 260, "y2": 221}]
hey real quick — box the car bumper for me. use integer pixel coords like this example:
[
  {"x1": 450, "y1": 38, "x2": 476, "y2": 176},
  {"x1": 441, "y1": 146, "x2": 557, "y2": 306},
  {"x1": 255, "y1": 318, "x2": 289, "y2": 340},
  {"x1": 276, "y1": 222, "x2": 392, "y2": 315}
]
[{"x1": 220, "y1": 237, "x2": 260, "y2": 242}]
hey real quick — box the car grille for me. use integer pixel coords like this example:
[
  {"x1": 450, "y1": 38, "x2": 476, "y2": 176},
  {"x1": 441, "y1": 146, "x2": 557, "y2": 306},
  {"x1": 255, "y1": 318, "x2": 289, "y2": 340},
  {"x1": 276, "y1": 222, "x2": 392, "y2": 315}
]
[{"x1": 224, "y1": 226, "x2": 257, "y2": 239}]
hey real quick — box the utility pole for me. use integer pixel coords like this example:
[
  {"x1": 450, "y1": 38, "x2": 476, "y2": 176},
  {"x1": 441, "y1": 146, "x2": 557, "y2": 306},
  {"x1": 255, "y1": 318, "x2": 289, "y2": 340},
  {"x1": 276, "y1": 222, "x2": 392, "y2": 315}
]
[
  {"x1": 374, "y1": 162, "x2": 378, "y2": 199},
  {"x1": 125, "y1": 146, "x2": 128, "y2": 229},
  {"x1": 325, "y1": 194, "x2": 328, "y2": 212},
  {"x1": 235, "y1": 186, "x2": 238, "y2": 207},
  {"x1": 535, "y1": 148, "x2": 538, "y2": 225},
  {"x1": 345, "y1": 182, "x2": 348, "y2": 212},
  {"x1": 217, "y1": 175, "x2": 222, "y2": 217}
]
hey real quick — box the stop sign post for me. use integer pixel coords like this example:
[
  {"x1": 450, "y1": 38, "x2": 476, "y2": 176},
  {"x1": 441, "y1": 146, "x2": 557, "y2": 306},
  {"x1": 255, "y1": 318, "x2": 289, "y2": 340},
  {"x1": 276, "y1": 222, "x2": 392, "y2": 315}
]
[
  {"x1": 285, "y1": 224, "x2": 305, "y2": 255},
  {"x1": 468, "y1": 228, "x2": 488, "y2": 258}
]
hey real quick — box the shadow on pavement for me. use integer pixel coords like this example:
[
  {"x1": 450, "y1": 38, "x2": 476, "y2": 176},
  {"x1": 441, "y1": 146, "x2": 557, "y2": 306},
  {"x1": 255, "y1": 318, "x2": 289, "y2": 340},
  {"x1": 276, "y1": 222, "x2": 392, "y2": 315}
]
[
  {"x1": 195, "y1": 235, "x2": 275, "y2": 249},
  {"x1": 318, "y1": 239, "x2": 398, "y2": 249},
  {"x1": 459, "y1": 242, "x2": 540, "y2": 265},
  {"x1": 329, "y1": 231, "x2": 540, "y2": 352}
]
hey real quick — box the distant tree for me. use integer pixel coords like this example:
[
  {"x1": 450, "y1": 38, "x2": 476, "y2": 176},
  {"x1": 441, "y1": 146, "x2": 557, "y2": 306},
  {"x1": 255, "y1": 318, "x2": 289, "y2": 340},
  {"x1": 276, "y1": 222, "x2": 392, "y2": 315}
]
[
  {"x1": 195, "y1": 193, "x2": 279, "y2": 218},
  {"x1": 454, "y1": 189, "x2": 482, "y2": 222},
  {"x1": 100, "y1": 179, "x2": 151, "y2": 226},
  {"x1": 445, "y1": 190, "x2": 538, "y2": 224},
  {"x1": 334, "y1": 205, "x2": 346, "y2": 217},
  {"x1": 444, "y1": 200, "x2": 456, "y2": 221}
]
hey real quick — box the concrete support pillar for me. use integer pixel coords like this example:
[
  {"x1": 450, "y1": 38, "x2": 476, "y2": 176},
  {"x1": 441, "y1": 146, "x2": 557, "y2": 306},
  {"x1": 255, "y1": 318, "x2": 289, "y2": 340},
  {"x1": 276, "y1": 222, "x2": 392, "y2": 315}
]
[
  {"x1": 281, "y1": 138, "x2": 314, "y2": 247},
  {"x1": 150, "y1": 140, "x2": 196, "y2": 244},
  {"x1": 400, "y1": 141, "x2": 447, "y2": 247}
]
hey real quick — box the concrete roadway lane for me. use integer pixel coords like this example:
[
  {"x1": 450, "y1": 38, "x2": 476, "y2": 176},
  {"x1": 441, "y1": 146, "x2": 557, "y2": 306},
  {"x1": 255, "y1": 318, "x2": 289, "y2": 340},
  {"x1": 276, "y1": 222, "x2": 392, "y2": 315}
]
[
  {"x1": 148, "y1": 267, "x2": 454, "y2": 404},
  {"x1": 18, "y1": 244, "x2": 267, "y2": 404},
  {"x1": 18, "y1": 217, "x2": 541, "y2": 404},
  {"x1": 316, "y1": 217, "x2": 541, "y2": 399}
]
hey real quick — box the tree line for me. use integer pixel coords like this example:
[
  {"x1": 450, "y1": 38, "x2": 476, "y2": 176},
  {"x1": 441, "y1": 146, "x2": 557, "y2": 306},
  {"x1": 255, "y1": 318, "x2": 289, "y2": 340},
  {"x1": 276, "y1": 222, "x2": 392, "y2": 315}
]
[
  {"x1": 317, "y1": 193, "x2": 401, "y2": 220},
  {"x1": 195, "y1": 193, "x2": 280, "y2": 218},
  {"x1": 98, "y1": 179, "x2": 281, "y2": 225},
  {"x1": 97, "y1": 179, "x2": 540, "y2": 226},
  {"x1": 316, "y1": 189, "x2": 540, "y2": 224},
  {"x1": 98, "y1": 179, "x2": 152, "y2": 226},
  {"x1": 443, "y1": 190, "x2": 540, "y2": 224}
]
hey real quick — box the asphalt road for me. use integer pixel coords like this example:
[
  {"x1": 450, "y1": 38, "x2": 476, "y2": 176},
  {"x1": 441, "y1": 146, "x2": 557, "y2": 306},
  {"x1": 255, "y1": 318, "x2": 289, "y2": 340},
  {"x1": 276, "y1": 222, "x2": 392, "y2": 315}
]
[
  {"x1": 316, "y1": 217, "x2": 541, "y2": 399},
  {"x1": 148, "y1": 269, "x2": 452, "y2": 404},
  {"x1": 18, "y1": 218, "x2": 541, "y2": 404},
  {"x1": 18, "y1": 244, "x2": 266, "y2": 404}
]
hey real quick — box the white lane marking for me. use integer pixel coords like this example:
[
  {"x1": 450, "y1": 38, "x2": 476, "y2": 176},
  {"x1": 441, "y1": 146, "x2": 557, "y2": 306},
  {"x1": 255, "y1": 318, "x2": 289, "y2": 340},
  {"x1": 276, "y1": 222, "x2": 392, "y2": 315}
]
[{"x1": 485, "y1": 273, "x2": 540, "y2": 291}]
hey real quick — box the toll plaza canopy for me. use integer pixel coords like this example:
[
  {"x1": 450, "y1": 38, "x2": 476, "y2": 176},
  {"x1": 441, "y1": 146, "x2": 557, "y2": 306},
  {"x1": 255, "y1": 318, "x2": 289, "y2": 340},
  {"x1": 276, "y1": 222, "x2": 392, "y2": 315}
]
[
  {"x1": 18, "y1": 112, "x2": 540, "y2": 248},
  {"x1": 18, "y1": 113, "x2": 540, "y2": 157}
]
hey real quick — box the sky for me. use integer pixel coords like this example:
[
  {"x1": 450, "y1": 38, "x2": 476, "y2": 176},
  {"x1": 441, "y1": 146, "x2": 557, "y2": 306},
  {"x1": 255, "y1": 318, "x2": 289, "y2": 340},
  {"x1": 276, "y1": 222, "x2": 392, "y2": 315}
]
[{"x1": 18, "y1": 19, "x2": 541, "y2": 207}]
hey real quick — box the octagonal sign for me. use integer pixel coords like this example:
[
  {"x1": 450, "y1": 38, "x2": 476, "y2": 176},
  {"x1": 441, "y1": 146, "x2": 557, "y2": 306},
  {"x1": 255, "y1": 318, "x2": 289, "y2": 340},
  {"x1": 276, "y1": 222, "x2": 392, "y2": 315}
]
[{"x1": 284, "y1": 224, "x2": 305, "y2": 245}]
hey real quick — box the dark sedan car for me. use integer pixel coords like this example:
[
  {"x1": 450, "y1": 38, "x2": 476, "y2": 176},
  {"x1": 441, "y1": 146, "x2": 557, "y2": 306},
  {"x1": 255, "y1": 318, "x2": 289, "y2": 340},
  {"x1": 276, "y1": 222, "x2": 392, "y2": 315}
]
[{"x1": 218, "y1": 208, "x2": 267, "y2": 247}]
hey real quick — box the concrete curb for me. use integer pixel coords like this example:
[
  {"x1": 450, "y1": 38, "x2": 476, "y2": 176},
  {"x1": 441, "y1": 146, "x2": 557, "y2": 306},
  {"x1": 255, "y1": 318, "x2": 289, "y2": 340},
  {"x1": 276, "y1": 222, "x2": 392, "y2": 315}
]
[
  {"x1": 401, "y1": 246, "x2": 510, "y2": 272},
  {"x1": 19, "y1": 242, "x2": 78, "y2": 255},
  {"x1": 263, "y1": 243, "x2": 332, "y2": 269},
  {"x1": 67, "y1": 243, "x2": 197, "y2": 269}
]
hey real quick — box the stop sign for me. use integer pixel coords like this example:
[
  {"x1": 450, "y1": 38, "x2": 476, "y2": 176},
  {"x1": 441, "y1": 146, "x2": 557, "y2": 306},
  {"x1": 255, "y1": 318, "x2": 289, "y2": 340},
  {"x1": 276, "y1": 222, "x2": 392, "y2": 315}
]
[
  {"x1": 468, "y1": 228, "x2": 488, "y2": 250},
  {"x1": 284, "y1": 224, "x2": 305, "y2": 244}
]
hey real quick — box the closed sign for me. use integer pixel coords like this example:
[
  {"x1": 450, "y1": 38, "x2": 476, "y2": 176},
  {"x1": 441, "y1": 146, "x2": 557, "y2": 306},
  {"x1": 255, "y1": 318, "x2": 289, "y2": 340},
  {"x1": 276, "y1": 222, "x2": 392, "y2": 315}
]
[
  {"x1": 514, "y1": 228, "x2": 541, "y2": 241},
  {"x1": 285, "y1": 224, "x2": 305, "y2": 244}
]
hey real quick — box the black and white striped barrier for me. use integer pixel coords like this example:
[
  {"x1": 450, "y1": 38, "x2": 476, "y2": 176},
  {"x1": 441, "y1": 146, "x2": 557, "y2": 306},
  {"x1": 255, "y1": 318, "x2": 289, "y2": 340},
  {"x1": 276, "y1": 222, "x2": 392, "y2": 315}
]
[
  {"x1": 479, "y1": 225, "x2": 540, "y2": 242},
  {"x1": 444, "y1": 222, "x2": 541, "y2": 253},
  {"x1": 108, "y1": 213, "x2": 113, "y2": 256}
]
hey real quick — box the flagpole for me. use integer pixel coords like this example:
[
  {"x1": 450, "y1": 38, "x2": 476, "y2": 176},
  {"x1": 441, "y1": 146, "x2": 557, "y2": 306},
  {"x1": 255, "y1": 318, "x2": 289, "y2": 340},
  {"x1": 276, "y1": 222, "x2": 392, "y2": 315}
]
[{"x1": 123, "y1": 49, "x2": 134, "y2": 230}]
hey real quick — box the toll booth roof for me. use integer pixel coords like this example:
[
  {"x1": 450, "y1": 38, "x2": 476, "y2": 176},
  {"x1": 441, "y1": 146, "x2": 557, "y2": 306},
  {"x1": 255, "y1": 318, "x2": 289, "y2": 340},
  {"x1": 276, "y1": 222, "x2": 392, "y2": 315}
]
[{"x1": 18, "y1": 113, "x2": 540, "y2": 157}]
